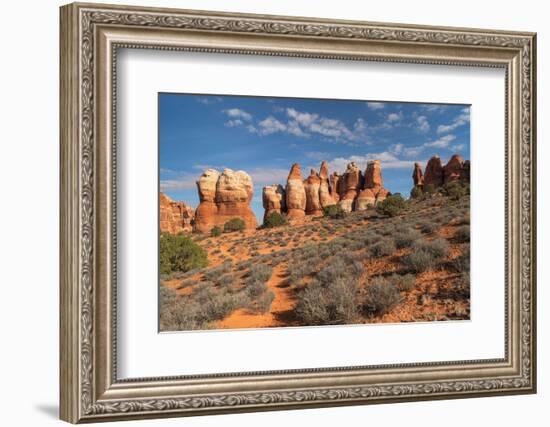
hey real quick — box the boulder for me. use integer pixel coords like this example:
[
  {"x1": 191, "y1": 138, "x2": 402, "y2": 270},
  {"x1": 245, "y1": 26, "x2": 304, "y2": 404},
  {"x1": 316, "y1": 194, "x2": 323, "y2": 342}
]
[
  {"x1": 262, "y1": 184, "x2": 286, "y2": 222},
  {"x1": 423, "y1": 156, "x2": 444, "y2": 188},
  {"x1": 303, "y1": 168, "x2": 323, "y2": 216},
  {"x1": 159, "y1": 192, "x2": 194, "y2": 234},
  {"x1": 412, "y1": 162, "x2": 424, "y2": 187},
  {"x1": 194, "y1": 168, "x2": 257, "y2": 233},
  {"x1": 285, "y1": 163, "x2": 306, "y2": 219}
]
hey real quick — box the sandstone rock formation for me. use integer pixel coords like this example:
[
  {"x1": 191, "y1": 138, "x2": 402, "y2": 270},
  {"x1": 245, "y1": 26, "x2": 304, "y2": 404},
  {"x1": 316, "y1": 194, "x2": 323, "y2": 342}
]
[
  {"x1": 423, "y1": 156, "x2": 444, "y2": 188},
  {"x1": 412, "y1": 162, "x2": 424, "y2": 187},
  {"x1": 159, "y1": 192, "x2": 194, "y2": 234},
  {"x1": 329, "y1": 173, "x2": 341, "y2": 203},
  {"x1": 194, "y1": 168, "x2": 257, "y2": 233},
  {"x1": 319, "y1": 161, "x2": 336, "y2": 209},
  {"x1": 303, "y1": 169, "x2": 323, "y2": 216},
  {"x1": 262, "y1": 184, "x2": 286, "y2": 222},
  {"x1": 262, "y1": 159, "x2": 391, "y2": 221},
  {"x1": 338, "y1": 162, "x2": 362, "y2": 212},
  {"x1": 413, "y1": 155, "x2": 470, "y2": 191},
  {"x1": 443, "y1": 154, "x2": 465, "y2": 184},
  {"x1": 285, "y1": 163, "x2": 307, "y2": 219},
  {"x1": 356, "y1": 160, "x2": 390, "y2": 210}
]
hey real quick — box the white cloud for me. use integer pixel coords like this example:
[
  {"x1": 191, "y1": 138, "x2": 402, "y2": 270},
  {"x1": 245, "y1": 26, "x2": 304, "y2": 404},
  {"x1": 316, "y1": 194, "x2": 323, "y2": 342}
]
[
  {"x1": 327, "y1": 152, "x2": 419, "y2": 173},
  {"x1": 450, "y1": 143, "x2": 466, "y2": 152},
  {"x1": 366, "y1": 102, "x2": 385, "y2": 110},
  {"x1": 387, "y1": 112, "x2": 403, "y2": 123},
  {"x1": 248, "y1": 167, "x2": 290, "y2": 185},
  {"x1": 425, "y1": 134, "x2": 457, "y2": 148},
  {"x1": 416, "y1": 115, "x2": 430, "y2": 132},
  {"x1": 224, "y1": 119, "x2": 243, "y2": 127},
  {"x1": 436, "y1": 108, "x2": 470, "y2": 133},
  {"x1": 223, "y1": 108, "x2": 252, "y2": 121},
  {"x1": 197, "y1": 96, "x2": 223, "y2": 105},
  {"x1": 160, "y1": 174, "x2": 197, "y2": 191},
  {"x1": 257, "y1": 116, "x2": 287, "y2": 135}
]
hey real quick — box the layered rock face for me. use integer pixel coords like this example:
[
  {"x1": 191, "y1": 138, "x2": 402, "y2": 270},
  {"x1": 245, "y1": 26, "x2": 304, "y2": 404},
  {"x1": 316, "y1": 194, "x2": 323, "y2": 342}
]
[
  {"x1": 412, "y1": 162, "x2": 424, "y2": 187},
  {"x1": 329, "y1": 173, "x2": 341, "y2": 203},
  {"x1": 262, "y1": 184, "x2": 286, "y2": 221},
  {"x1": 285, "y1": 163, "x2": 307, "y2": 219},
  {"x1": 159, "y1": 192, "x2": 194, "y2": 234},
  {"x1": 194, "y1": 168, "x2": 257, "y2": 232},
  {"x1": 414, "y1": 155, "x2": 470, "y2": 190},
  {"x1": 356, "y1": 160, "x2": 389, "y2": 210},
  {"x1": 338, "y1": 162, "x2": 363, "y2": 212}
]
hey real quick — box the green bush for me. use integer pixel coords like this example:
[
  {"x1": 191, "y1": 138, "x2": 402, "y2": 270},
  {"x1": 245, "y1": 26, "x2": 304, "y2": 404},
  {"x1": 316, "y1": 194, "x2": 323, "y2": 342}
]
[
  {"x1": 210, "y1": 226, "x2": 222, "y2": 237},
  {"x1": 323, "y1": 204, "x2": 346, "y2": 219},
  {"x1": 402, "y1": 250, "x2": 436, "y2": 273},
  {"x1": 264, "y1": 212, "x2": 288, "y2": 228},
  {"x1": 160, "y1": 233, "x2": 208, "y2": 275},
  {"x1": 424, "y1": 184, "x2": 437, "y2": 195},
  {"x1": 394, "y1": 230, "x2": 421, "y2": 249},
  {"x1": 442, "y1": 181, "x2": 469, "y2": 200},
  {"x1": 364, "y1": 277, "x2": 401, "y2": 315},
  {"x1": 390, "y1": 273, "x2": 416, "y2": 292},
  {"x1": 376, "y1": 193, "x2": 406, "y2": 217},
  {"x1": 223, "y1": 217, "x2": 246, "y2": 233},
  {"x1": 410, "y1": 186, "x2": 423, "y2": 199}
]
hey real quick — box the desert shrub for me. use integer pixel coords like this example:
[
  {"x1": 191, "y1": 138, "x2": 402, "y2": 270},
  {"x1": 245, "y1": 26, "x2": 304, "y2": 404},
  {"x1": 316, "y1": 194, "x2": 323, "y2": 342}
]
[
  {"x1": 197, "y1": 288, "x2": 249, "y2": 322},
  {"x1": 295, "y1": 278, "x2": 358, "y2": 325},
  {"x1": 203, "y1": 260, "x2": 232, "y2": 281},
  {"x1": 323, "y1": 204, "x2": 346, "y2": 219},
  {"x1": 210, "y1": 226, "x2": 222, "y2": 237},
  {"x1": 424, "y1": 184, "x2": 437, "y2": 195},
  {"x1": 419, "y1": 220, "x2": 437, "y2": 234},
  {"x1": 255, "y1": 290, "x2": 275, "y2": 313},
  {"x1": 370, "y1": 238, "x2": 396, "y2": 258},
  {"x1": 248, "y1": 264, "x2": 272, "y2": 283},
  {"x1": 394, "y1": 230, "x2": 421, "y2": 249},
  {"x1": 160, "y1": 233, "x2": 208, "y2": 275},
  {"x1": 159, "y1": 286, "x2": 204, "y2": 331},
  {"x1": 442, "y1": 181, "x2": 469, "y2": 200},
  {"x1": 455, "y1": 225, "x2": 470, "y2": 242},
  {"x1": 264, "y1": 212, "x2": 287, "y2": 228},
  {"x1": 390, "y1": 273, "x2": 416, "y2": 292},
  {"x1": 246, "y1": 279, "x2": 267, "y2": 298},
  {"x1": 415, "y1": 238, "x2": 450, "y2": 259},
  {"x1": 218, "y1": 273, "x2": 235, "y2": 287},
  {"x1": 410, "y1": 186, "x2": 423, "y2": 199},
  {"x1": 376, "y1": 194, "x2": 406, "y2": 217},
  {"x1": 363, "y1": 277, "x2": 401, "y2": 315},
  {"x1": 224, "y1": 218, "x2": 246, "y2": 233},
  {"x1": 402, "y1": 250, "x2": 436, "y2": 273},
  {"x1": 316, "y1": 258, "x2": 348, "y2": 286},
  {"x1": 453, "y1": 245, "x2": 470, "y2": 273},
  {"x1": 287, "y1": 259, "x2": 318, "y2": 285}
]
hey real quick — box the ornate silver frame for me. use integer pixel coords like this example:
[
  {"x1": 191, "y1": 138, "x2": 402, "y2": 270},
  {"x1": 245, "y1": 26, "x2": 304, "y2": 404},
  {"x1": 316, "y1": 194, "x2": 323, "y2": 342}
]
[{"x1": 60, "y1": 2, "x2": 537, "y2": 423}]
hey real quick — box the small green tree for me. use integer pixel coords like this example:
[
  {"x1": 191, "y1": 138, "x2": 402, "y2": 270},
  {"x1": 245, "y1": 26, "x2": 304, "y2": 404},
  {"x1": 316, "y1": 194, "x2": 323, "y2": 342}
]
[
  {"x1": 263, "y1": 212, "x2": 287, "y2": 228},
  {"x1": 159, "y1": 233, "x2": 208, "y2": 275},
  {"x1": 376, "y1": 193, "x2": 406, "y2": 217},
  {"x1": 223, "y1": 217, "x2": 246, "y2": 233},
  {"x1": 410, "y1": 186, "x2": 423, "y2": 199},
  {"x1": 442, "y1": 181, "x2": 469, "y2": 200},
  {"x1": 323, "y1": 204, "x2": 346, "y2": 219},
  {"x1": 210, "y1": 226, "x2": 222, "y2": 237},
  {"x1": 424, "y1": 184, "x2": 437, "y2": 195}
]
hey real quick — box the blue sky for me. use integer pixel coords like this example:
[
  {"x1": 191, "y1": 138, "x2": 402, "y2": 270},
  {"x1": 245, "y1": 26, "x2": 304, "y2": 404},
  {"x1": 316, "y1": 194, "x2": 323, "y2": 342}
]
[{"x1": 160, "y1": 94, "x2": 470, "y2": 222}]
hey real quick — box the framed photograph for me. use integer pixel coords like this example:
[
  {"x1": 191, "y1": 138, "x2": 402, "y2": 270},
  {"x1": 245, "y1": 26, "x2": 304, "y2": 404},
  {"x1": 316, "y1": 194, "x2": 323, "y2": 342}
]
[{"x1": 60, "y1": 2, "x2": 537, "y2": 423}]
